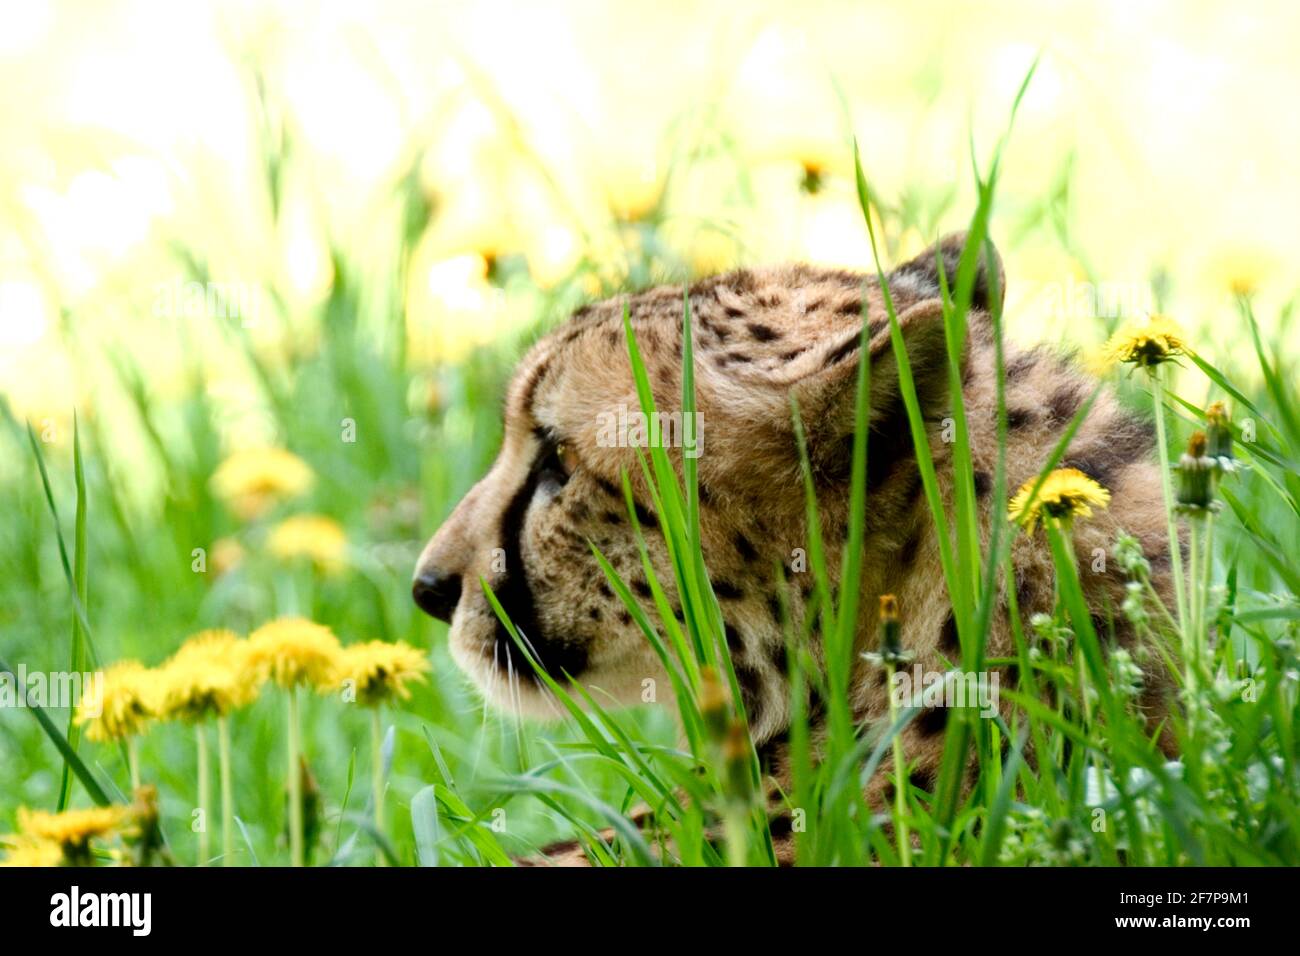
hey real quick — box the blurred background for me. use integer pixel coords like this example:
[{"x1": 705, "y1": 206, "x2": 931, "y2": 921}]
[{"x1": 2, "y1": 0, "x2": 1297, "y2": 860}]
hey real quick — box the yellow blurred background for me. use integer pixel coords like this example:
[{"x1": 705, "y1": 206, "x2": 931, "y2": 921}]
[{"x1": 2, "y1": 0, "x2": 1296, "y2": 435}]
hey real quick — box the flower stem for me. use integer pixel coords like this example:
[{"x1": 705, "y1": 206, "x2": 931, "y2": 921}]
[
  {"x1": 196, "y1": 723, "x2": 210, "y2": 866},
  {"x1": 724, "y1": 807, "x2": 747, "y2": 868},
  {"x1": 884, "y1": 659, "x2": 911, "y2": 867},
  {"x1": 1201, "y1": 511, "x2": 1216, "y2": 667},
  {"x1": 128, "y1": 736, "x2": 140, "y2": 791},
  {"x1": 287, "y1": 687, "x2": 304, "y2": 868},
  {"x1": 1150, "y1": 372, "x2": 1189, "y2": 638},
  {"x1": 371, "y1": 707, "x2": 386, "y2": 866},
  {"x1": 1075, "y1": 648, "x2": 1092, "y2": 727},
  {"x1": 1187, "y1": 518, "x2": 1201, "y2": 697},
  {"x1": 1143, "y1": 578, "x2": 1181, "y2": 633},
  {"x1": 218, "y1": 715, "x2": 234, "y2": 867}
]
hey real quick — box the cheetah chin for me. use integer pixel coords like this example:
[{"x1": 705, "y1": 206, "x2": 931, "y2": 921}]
[{"x1": 413, "y1": 233, "x2": 1176, "y2": 781}]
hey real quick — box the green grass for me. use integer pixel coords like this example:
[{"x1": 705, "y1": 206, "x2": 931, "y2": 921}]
[{"x1": 1, "y1": 74, "x2": 1298, "y2": 867}]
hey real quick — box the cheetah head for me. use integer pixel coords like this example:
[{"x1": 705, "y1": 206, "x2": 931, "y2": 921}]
[{"x1": 413, "y1": 235, "x2": 1002, "y2": 736}]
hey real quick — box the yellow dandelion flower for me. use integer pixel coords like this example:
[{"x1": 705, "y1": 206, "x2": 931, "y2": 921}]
[
  {"x1": 1008, "y1": 468, "x2": 1111, "y2": 532},
  {"x1": 687, "y1": 229, "x2": 739, "y2": 277},
  {"x1": 331, "y1": 640, "x2": 430, "y2": 707},
  {"x1": 0, "y1": 837, "x2": 64, "y2": 867},
  {"x1": 211, "y1": 536, "x2": 245, "y2": 576},
  {"x1": 18, "y1": 806, "x2": 126, "y2": 848},
  {"x1": 76, "y1": 661, "x2": 159, "y2": 742},
  {"x1": 798, "y1": 155, "x2": 829, "y2": 195},
  {"x1": 211, "y1": 447, "x2": 314, "y2": 521},
  {"x1": 246, "y1": 618, "x2": 341, "y2": 689},
  {"x1": 156, "y1": 630, "x2": 260, "y2": 721},
  {"x1": 601, "y1": 160, "x2": 662, "y2": 222},
  {"x1": 267, "y1": 514, "x2": 348, "y2": 574},
  {"x1": 1206, "y1": 245, "x2": 1272, "y2": 298},
  {"x1": 1098, "y1": 315, "x2": 1188, "y2": 370}
]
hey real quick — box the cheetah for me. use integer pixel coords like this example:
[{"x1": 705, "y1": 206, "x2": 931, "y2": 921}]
[{"x1": 412, "y1": 232, "x2": 1175, "y2": 857}]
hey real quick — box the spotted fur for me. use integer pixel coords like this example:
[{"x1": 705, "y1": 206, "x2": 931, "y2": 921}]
[{"x1": 413, "y1": 233, "x2": 1175, "y2": 849}]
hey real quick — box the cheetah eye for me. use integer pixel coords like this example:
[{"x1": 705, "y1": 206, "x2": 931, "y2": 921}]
[
  {"x1": 537, "y1": 438, "x2": 578, "y2": 489},
  {"x1": 558, "y1": 442, "x2": 581, "y2": 473}
]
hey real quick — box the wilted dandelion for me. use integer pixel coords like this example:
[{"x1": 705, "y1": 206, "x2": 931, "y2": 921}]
[
  {"x1": 1008, "y1": 468, "x2": 1110, "y2": 533},
  {"x1": 268, "y1": 514, "x2": 348, "y2": 574},
  {"x1": 210, "y1": 447, "x2": 314, "y2": 521}
]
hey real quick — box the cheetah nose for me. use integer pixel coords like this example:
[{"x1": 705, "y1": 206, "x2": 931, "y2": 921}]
[{"x1": 412, "y1": 567, "x2": 462, "y2": 623}]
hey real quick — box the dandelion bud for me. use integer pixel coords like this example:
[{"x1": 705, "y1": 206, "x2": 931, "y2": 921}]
[
  {"x1": 799, "y1": 159, "x2": 826, "y2": 195},
  {"x1": 862, "y1": 594, "x2": 912, "y2": 669},
  {"x1": 698, "y1": 666, "x2": 729, "y2": 740},
  {"x1": 129, "y1": 785, "x2": 164, "y2": 866},
  {"x1": 299, "y1": 757, "x2": 322, "y2": 866},
  {"x1": 1175, "y1": 431, "x2": 1215, "y2": 512},
  {"x1": 722, "y1": 719, "x2": 754, "y2": 804},
  {"x1": 879, "y1": 594, "x2": 902, "y2": 660},
  {"x1": 1049, "y1": 818, "x2": 1074, "y2": 852},
  {"x1": 1204, "y1": 401, "x2": 1236, "y2": 472}
]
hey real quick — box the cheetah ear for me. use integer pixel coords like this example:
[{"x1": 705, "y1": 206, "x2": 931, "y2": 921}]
[
  {"x1": 793, "y1": 297, "x2": 954, "y2": 482},
  {"x1": 786, "y1": 233, "x2": 1003, "y2": 480},
  {"x1": 889, "y1": 231, "x2": 1005, "y2": 313}
]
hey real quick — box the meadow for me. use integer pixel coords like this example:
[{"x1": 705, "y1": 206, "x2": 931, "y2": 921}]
[{"x1": 2, "y1": 25, "x2": 1299, "y2": 866}]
